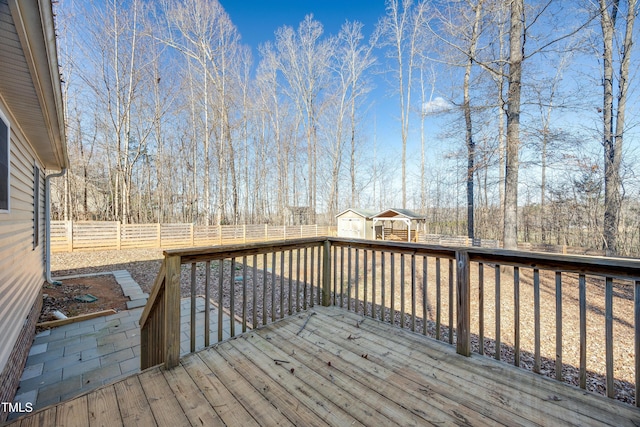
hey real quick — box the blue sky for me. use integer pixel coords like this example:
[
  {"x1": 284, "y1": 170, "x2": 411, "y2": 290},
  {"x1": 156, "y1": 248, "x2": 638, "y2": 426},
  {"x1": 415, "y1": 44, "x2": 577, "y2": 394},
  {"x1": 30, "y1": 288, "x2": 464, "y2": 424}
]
[
  {"x1": 218, "y1": 0, "x2": 419, "y2": 177},
  {"x1": 219, "y1": 0, "x2": 387, "y2": 50}
]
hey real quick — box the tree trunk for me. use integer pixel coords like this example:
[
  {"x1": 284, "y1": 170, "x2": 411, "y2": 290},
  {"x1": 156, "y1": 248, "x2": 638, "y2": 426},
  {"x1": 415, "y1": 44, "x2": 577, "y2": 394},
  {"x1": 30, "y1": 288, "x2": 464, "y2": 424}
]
[
  {"x1": 503, "y1": 0, "x2": 524, "y2": 250},
  {"x1": 600, "y1": 0, "x2": 636, "y2": 256},
  {"x1": 464, "y1": 0, "x2": 484, "y2": 241}
]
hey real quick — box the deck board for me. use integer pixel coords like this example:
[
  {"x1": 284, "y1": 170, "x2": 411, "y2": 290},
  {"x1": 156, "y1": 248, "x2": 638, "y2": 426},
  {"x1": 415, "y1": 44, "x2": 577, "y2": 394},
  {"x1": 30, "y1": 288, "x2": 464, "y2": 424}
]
[
  {"x1": 197, "y1": 349, "x2": 296, "y2": 426},
  {"x1": 114, "y1": 376, "x2": 156, "y2": 427},
  {"x1": 180, "y1": 353, "x2": 255, "y2": 426},
  {"x1": 346, "y1": 309, "x2": 639, "y2": 426},
  {"x1": 295, "y1": 310, "x2": 553, "y2": 426},
  {"x1": 87, "y1": 385, "x2": 122, "y2": 427},
  {"x1": 137, "y1": 367, "x2": 190, "y2": 426},
  {"x1": 55, "y1": 396, "x2": 88, "y2": 427},
  {"x1": 268, "y1": 314, "x2": 518, "y2": 426},
  {"x1": 5, "y1": 306, "x2": 640, "y2": 427},
  {"x1": 162, "y1": 364, "x2": 225, "y2": 426}
]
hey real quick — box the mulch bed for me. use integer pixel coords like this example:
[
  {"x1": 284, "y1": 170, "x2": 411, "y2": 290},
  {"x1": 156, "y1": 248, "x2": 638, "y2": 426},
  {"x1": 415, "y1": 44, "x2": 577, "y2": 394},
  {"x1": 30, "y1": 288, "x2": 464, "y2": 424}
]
[{"x1": 39, "y1": 275, "x2": 128, "y2": 323}]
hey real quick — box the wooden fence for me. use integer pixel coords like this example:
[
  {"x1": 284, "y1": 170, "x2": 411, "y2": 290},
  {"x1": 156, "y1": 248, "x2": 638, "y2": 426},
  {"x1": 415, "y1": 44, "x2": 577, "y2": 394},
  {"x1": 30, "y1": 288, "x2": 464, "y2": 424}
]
[
  {"x1": 50, "y1": 221, "x2": 335, "y2": 253},
  {"x1": 418, "y1": 233, "x2": 607, "y2": 256}
]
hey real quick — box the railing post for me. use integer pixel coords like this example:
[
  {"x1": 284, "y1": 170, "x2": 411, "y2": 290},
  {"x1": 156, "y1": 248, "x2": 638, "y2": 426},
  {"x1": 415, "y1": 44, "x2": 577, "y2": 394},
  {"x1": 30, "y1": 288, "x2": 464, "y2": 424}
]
[
  {"x1": 164, "y1": 254, "x2": 181, "y2": 369},
  {"x1": 456, "y1": 250, "x2": 471, "y2": 356},
  {"x1": 322, "y1": 240, "x2": 332, "y2": 306}
]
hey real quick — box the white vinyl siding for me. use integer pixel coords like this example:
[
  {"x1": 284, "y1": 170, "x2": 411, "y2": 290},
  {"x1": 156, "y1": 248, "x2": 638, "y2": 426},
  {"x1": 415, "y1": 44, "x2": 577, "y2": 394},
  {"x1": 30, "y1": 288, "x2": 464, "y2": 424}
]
[
  {"x1": 0, "y1": 107, "x2": 9, "y2": 213},
  {"x1": 0, "y1": 113, "x2": 45, "y2": 371}
]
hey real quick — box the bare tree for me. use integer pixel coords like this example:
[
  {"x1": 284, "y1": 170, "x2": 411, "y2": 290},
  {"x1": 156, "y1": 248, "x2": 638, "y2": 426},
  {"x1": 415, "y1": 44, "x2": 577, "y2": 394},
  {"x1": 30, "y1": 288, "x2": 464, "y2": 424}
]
[
  {"x1": 274, "y1": 15, "x2": 334, "y2": 221},
  {"x1": 598, "y1": 0, "x2": 637, "y2": 255},
  {"x1": 501, "y1": 0, "x2": 524, "y2": 249},
  {"x1": 160, "y1": 0, "x2": 243, "y2": 225},
  {"x1": 377, "y1": 0, "x2": 428, "y2": 208}
]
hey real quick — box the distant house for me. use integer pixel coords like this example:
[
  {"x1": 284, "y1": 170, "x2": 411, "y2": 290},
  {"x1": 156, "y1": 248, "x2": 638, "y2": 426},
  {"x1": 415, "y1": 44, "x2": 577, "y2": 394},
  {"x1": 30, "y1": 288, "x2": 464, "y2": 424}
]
[
  {"x1": 335, "y1": 208, "x2": 377, "y2": 240},
  {"x1": 372, "y1": 208, "x2": 427, "y2": 242},
  {"x1": 0, "y1": 0, "x2": 67, "y2": 420}
]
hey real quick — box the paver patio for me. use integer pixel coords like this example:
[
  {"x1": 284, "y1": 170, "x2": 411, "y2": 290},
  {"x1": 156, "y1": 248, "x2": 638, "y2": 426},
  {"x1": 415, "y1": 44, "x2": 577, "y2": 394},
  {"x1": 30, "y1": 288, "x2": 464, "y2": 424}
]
[{"x1": 8, "y1": 273, "x2": 240, "y2": 421}]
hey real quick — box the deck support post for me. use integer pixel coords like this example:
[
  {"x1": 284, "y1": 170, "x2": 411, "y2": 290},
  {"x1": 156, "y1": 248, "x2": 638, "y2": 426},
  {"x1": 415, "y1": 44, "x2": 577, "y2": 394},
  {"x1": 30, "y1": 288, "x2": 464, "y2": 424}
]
[
  {"x1": 456, "y1": 250, "x2": 471, "y2": 356},
  {"x1": 164, "y1": 254, "x2": 181, "y2": 368},
  {"x1": 322, "y1": 240, "x2": 332, "y2": 306}
]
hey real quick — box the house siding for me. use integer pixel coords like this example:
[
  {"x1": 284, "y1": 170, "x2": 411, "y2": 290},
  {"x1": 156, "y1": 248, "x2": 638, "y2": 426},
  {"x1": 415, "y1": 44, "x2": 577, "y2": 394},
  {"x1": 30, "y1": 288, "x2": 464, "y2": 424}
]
[{"x1": 0, "y1": 103, "x2": 46, "y2": 420}]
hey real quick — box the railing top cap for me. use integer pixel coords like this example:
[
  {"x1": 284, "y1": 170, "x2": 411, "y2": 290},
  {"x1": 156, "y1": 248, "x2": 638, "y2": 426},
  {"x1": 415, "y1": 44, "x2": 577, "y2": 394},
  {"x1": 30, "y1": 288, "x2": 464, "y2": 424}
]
[{"x1": 162, "y1": 236, "x2": 640, "y2": 279}]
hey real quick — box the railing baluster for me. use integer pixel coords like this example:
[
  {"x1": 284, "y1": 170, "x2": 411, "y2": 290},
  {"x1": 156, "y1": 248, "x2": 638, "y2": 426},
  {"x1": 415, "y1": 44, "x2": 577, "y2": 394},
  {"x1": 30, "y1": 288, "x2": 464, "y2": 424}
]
[
  {"x1": 495, "y1": 265, "x2": 501, "y2": 360},
  {"x1": 555, "y1": 271, "x2": 562, "y2": 381},
  {"x1": 422, "y1": 255, "x2": 427, "y2": 336},
  {"x1": 205, "y1": 261, "x2": 211, "y2": 347},
  {"x1": 316, "y1": 245, "x2": 321, "y2": 306},
  {"x1": 288, "y1": 250, "x2": 293, "y2": 315},
  {"x1": 340, "y1": 247, "x2": 345, "y2": 308},
  {"x1": 372, "y1": 250, "x2": 377, "y2": 320},
  {"x1": 242, "y1": 257, "x2": 247, "y2": 333},
  {"x1": 381, "y1": 252, "x2": 386, "y2": 322},
  {"x1": 303, "y1": 248, "x2": 308, "y2": 311},
  {"x1": 363, "y1": 250, "x2": 368, "y2": 316},
  {"x1": 579, "y1": 273, "x2": 586, "y2": 389},
  {"x1": 190, "y1": 262, "x2": 196, "y2": 353},
  {"x1": 348, "y1": 247, "x2": 352, "y2": 311},
  {"x1": 391, "y1": 253, "x2": 396, "y2": 325},
  {"x1": 280, "y1": 252, "x2": 285, "y2": 319},
  {"x1": 514, "y1": 266, "x2": 520, "y2": 367},
  {"x1": 262, "y1": 253, "x2": 267, "y2": 326},
  {"x1": 533, "y1": 268, "x2": 540, "y2": 373},
  {"x1": 400, "y1": 253, "x2": 405, "y2": 328},
  {"x1": 436, "y1": 258, "x2": 441, "y2": 341},
  {"x1": 635, "y1": 280, "x2": 640, "y2": 407},
  {"x1": 411, "y1": 254, "x2": 416, "y2": 332},
  {"x1": 333, "y1": 246, "x2": 338, "y2": 306},
  {"x1": 230, "y1": 258, "x2": 236, "y2": 337},
  {"x1": 295, "y1": 249, "x2": 301, "y2": 312},
  {"x1": 605, "y1": 276, "x2": 614, "y2": 398},
  {"x1": 355, "y1": 248, "x2": 360, "y2": 314},
  {"x1": 449, "y1": 259, "x2": 454, "y2": 344},
  {"x1": 478, "y1": 263, "x2": 484, "y2": 354},
  {"x1": 271, "y1": 252, "x2": 276, "y2": 322},
  {"x1": 218, "y1": 259, "x2": 224, "y2": 342}
]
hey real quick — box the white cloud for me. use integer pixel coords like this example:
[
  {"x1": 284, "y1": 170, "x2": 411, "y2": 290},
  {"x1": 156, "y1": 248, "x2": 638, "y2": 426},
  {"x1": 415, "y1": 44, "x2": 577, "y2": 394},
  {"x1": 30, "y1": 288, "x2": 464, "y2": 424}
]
[{"x1": 422, "y1": 97, "x2": 451, "y2": 114}]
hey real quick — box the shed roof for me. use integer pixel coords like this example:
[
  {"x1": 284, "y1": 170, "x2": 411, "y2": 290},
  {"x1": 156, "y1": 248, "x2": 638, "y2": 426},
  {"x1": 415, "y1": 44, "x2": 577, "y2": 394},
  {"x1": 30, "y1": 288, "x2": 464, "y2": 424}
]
[
  {"x1": 372, "y1": 208, "x2": 427, "y2": 220},
  {"x1": 335, "y1": 208, "x2": 378, "y2": 219}
]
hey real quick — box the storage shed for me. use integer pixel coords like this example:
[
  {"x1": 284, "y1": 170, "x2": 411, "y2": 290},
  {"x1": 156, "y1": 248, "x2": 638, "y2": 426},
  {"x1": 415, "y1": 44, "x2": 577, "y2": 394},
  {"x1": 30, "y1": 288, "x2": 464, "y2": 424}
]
[
  {"x1": 335, "y1": 208, "x2": 377, "y2": 240},
  {"x1": 372, "y1": 208, "x2": 427, "y2": 242}
]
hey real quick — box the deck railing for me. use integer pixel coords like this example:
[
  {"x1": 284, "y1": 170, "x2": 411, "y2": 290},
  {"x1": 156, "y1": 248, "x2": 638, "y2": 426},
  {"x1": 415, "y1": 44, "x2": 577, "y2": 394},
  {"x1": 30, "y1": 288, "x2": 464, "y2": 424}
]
[{"x1": 140, "y1": 237, "x2": 640, "y2": 406}]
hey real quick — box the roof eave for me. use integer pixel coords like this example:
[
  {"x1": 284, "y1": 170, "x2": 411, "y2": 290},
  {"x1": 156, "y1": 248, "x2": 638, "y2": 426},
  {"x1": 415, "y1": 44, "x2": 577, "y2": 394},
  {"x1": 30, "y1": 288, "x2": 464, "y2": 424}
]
[{"x1": 9, "y1": 0, "x2": 67, "y2": 170}]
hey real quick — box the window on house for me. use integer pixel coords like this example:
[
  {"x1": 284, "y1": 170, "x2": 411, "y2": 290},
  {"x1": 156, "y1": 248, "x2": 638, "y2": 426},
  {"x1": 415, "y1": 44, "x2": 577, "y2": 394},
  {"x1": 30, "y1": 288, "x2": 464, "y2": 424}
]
[
  {"x1": 33, "y1": 165, "x2": 40, "y2": 248},
  {"x1": 0, "y1": 113, "x2": 9, "y2": 212}
]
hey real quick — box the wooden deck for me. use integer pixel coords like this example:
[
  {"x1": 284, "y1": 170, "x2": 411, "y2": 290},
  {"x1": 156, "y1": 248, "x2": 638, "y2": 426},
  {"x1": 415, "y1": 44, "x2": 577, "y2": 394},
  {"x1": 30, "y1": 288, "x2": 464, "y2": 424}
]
[{"x1": 7, "y1": 306, "x2": 640, "y2": 426}]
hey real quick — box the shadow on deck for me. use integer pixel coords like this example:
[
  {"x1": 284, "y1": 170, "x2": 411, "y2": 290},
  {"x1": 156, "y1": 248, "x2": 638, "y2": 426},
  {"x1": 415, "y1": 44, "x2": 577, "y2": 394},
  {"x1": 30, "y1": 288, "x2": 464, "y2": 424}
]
[{"x1": 5, "y1": 306, "x2": 639, "y2": 426}]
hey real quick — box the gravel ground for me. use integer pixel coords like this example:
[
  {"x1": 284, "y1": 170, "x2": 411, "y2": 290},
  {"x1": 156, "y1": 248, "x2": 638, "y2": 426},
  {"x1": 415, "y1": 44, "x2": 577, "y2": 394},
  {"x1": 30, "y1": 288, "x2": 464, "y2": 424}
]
[
  {"x1": 52, "y1": 249, "x2": 164, "y2": 293},
  {"x1": 51, "y1": 248, "x2": 637, "y2": 406}
]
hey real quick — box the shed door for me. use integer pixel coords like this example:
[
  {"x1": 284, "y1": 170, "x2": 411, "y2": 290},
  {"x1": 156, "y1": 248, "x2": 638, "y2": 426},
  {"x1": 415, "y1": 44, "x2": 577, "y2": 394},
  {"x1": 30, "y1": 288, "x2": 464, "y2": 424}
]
[{"x1": 338, "y1": 218, "x2": 362, "y2": 238}]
